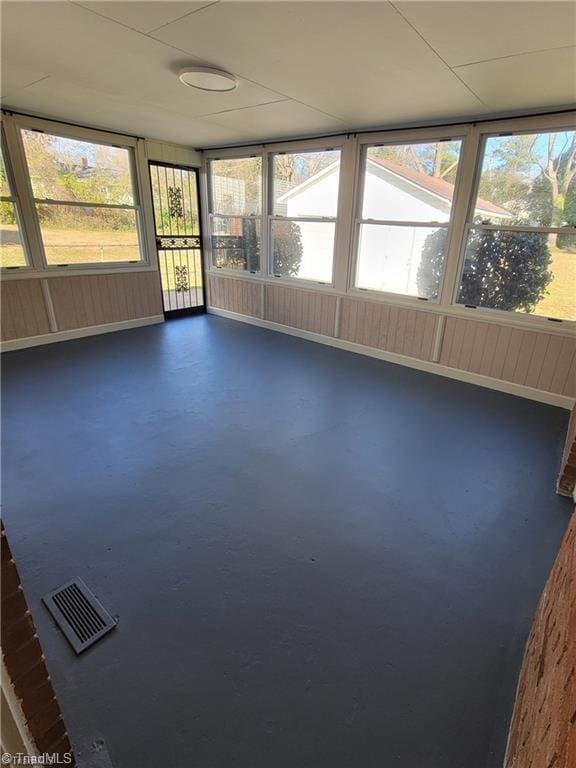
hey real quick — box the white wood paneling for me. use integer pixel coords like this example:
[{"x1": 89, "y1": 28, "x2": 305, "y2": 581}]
[
  {"x1": 339, "y1": 298, "x2": 438, "y2": 361},
  {"x1": 440, "y1": 317, "x2": 576, "y2": 397},
  {"x1": 207, "y1": 274, "x2": 261, "y2": 318},
  {"x1": 264, "y1": 284, "x2": 337, "y2": 336},
  {"x1": 1, "y1": 280, "x2": 51, "y2": 340},
  {"x1": 49, "y1": 272, "x2": 163, "y2": 331}
]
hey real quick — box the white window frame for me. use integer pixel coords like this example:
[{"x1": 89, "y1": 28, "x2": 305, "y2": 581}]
[
  {"x1": 453, "y1": 114, "x2": 576, "y2": 326},
  {"x1": 268, "y1": 143, "x2": 343, "y2": 288},
  {"x1": 350, "y1": 125, "x2": 468, "y2": 305},
  {"x1": 200, "y1": 113, "x2": 575, "y2": 334},
  {"x1": 205, "y1": 149, "x2": 265, "y2": 276},
  {"x1": 0, "y1": 113, "x2": 157, "y2": 278},
  {"x1": 0, "y1": 126, "x2": 33, "y2": 271}
]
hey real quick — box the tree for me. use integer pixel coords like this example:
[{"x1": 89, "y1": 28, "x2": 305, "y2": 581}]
[
  {"x1": 527, "y1": 138, "x2": 576, "y2": 251},
  {"x1": 479, "y1": 131, "x2": 576, "y2": 249},
  {"x1": 242, "y1": 218, "x2": 260, "y2": 272},
  {"x1": 417, "y1": 228, "x2": 551, "y2": 313},
  {"x1": 557, "y1": 171, "x2": 576, "y2": 250},
  {"x1": 368, "y1": 141, "x2": 461, "y2": 184},
  {"x1": 271, "y1": 220, "x2": 303, "y2": 277},
  {"x1": 20, "y1": 131, "x2": 135, "y2": 233},
  {"x1": 532, "y1": 132, "x2": 576, "y2": 230},
  {"x1": 415, "y1": 229, "x2": 448, "y2": 300}
]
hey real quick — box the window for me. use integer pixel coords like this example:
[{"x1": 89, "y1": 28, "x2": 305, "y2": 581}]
[
  {"x1": 209, "y1": 156, "x2": 261, "y2": 272},
  {"x1": 355, "y1": 139, "x2": 462, "y2": 300},
  {"x1": 457, "y1": 129, "x2": 576, "y2": 321},
  {"x1": 20, "y1": 129, "x2": 143, "y2": 266},
  {"x1": 270, "y1": 149, "x2": 341, "y2": 283},
  {"x1": 0, "y1": 137, "x2": 28, "y2": 268}
]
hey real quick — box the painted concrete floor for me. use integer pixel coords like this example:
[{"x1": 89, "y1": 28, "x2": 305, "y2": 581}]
[{"x1": 1, "y1": 315, "x2": 571, "y2": 768}]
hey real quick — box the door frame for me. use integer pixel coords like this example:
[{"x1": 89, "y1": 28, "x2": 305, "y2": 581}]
[{"x1": 148, "y1": 160, "x2": 207, "y2": 318}]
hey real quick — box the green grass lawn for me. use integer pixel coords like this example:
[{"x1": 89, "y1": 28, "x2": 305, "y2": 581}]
[
  {"x1": 0, "y1": 224, "x2": 203, "y2": 290},
  {"x1": 533, "y1": 245, "x2": 575, "y2": 321}
]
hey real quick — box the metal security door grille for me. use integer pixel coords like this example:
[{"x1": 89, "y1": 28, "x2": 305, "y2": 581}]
[{"x1": 149, "y1": 162, "x2": 205, "y2": 316}]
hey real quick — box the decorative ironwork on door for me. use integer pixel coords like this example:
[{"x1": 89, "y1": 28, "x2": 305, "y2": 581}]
[{"x1": 149, "y1": 163, "x2": 205, "y2": 315}]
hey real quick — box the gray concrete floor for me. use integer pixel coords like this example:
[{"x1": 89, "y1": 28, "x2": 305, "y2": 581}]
[{"x1": 1, "y1": 315, "x2": 571, "y2": 768}]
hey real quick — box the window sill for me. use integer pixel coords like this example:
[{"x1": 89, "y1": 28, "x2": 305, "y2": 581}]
[{"x1": 1, "y1": 263, "x2": 156, "y2": 280}]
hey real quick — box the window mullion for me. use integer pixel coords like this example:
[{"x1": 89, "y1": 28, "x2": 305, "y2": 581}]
[
  {"x1": 356, "y1": 218, "x2": 451, "y2": 228},
  {"x1": 2, "y1": 116, "x2": 47, "y2": 270},
  {"x1": 132, "y1": 139, "x2": 155, "y2": 269},
  {"x1": 270, "y1": 215, "x2": 337, "y2": 224},
  {"x1": 33, "y1": 199, "x2": 138, "y2": 211},
  {"x1": 261, "y1": 151, "x2": 269, "y2": 278},
  {"x1": 470, "y1": 223, "x2": 576, "y2": 235},
  {"x1": 438, "y1": 125, "x2": 481, "y2": 308},
  {"x1": 333, "y1": 135, "x2": 358, "y2": 293}
]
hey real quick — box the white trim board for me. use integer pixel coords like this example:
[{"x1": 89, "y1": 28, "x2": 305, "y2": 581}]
[
  {"x1": 1, "y1": 315, "x2": 164, "y2": 353},
  {"x1": 207, "y1": 306, "x2": 574, "y2": 410}
]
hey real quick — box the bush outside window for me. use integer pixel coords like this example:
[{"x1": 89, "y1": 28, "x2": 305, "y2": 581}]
[{"x1": 453, "y1": 129, "x2": 576, "y2": 321}]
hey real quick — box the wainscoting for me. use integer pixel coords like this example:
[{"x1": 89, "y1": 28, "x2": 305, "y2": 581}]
[
  {"x1": 48, "y1": 272, "x2": 163, "y2": 331},
  {"x1": 439, "y1": 317, "x2": 576, "y2": 398},
  {"x1": 207, "y1": 274, "x2": 261, "y2": 319},
  {"x1": 339, "y1": 298, "x2": 439, "y2": 362},
  {"x1": 1, "y1": 279, "x2": 52, "y2": 341},
  {"x1": 1, "y1": 271, "x2": 164, "y2": 350},
  {"x1": 265, "y1": 284, "x2": 338, "y2": 337},
  {"x1": 206, "y1": 273, "x2": 576, "y2": 407}
]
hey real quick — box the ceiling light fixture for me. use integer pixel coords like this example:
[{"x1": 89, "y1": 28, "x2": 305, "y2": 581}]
[{"x1": 178, "y1": 66, "x2": 238, "y2": 92}]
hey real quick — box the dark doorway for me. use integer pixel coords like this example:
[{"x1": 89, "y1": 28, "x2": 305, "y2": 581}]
[{"x1": 149, "y1": 161, "x2": 206, "y2": 317}]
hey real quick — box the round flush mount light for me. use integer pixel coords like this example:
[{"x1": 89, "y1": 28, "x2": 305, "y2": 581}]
[{"x1": 178, "y1": 66, "x2": 238, "y2": 92}]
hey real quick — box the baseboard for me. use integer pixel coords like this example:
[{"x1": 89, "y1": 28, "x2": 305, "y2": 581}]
[
  {"x1": 1, "y1": 315, "x2": 165, "y2": 352},
  {"x1": 208, "y1": 306, "x2": 574, "y2": 410}
]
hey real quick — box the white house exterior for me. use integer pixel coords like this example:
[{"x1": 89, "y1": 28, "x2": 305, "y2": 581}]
[{"x1": 280, "y1": 159, "x2": 508, "y2": 294}]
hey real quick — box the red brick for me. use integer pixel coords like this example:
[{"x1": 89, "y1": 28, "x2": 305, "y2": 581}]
[
  {"x1": 19, "y1": 679, "x2": 55, "y2": 723},
  {"x1": 26, "y1": 696, "x2": 61, "y2": 741},
  {"x1": 2, "y1": 588, "x2": 30, "y2": 631},
  {"x1": 50, "y1": 733, "x2": 72, "y2": 754},
  {"x1": 35, "y1": 717, "x2": 66, "y2": 754},
  {"x1": 558, "y1": 405, "x2": 576, "y2": 494},
  {"x1": 5, "y1": 636, "x2": 44, "y2": 683},
  {"x1": 1, "y1": 528, "x2": 76, "y2": 765},
  {"x1": 505, "y1": 512, "x2": 576, "y2": 767},
  {"x1": 1, "y1": 612, "x2": 36, "y2": 656},
  {"x1": 12, "y1": 659, "x2": 50, "y2": 702},
  {"x1": 48, "y1": 735, "x2": 75, "y2": 766},
  {"x1": 1, "y1": 532, "x2": 12, "y2": 565}
]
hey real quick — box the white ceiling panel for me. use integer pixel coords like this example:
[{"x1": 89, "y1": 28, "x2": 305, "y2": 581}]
[
  {"x1": 206, "y1": 100, "x2": 346, "y2": 144},
  {"x1": 74, "y1": 1, "x2": 218, "y2": 34},
  {"x1": 455, "y1": 47, "x2": 576, "y2": 110},
  {"x1": 3, "y1": 76, "x2": 252, "y2": 145},
  {"x1": 396, "y1": 1, "x2": 576, "y2": 67},
  {"x1": 0, "y1": 1, "x2": 574, "y2": 148},
  {"x1": 152, "y1": 1, "x2": 486, "y2": 123},
  {"x1": 140, "y1": 79, "x2": 287, "y2": 119},
  {"x1": 1, "y1": 2, "x2": 287, "y2": 113},
  {"x1": 0, "y1": 66, "x2": 49, "y2": 100}
]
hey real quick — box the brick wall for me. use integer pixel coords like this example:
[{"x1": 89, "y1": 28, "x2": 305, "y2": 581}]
[
  {"x1": 1, "y1": 525, "x2": 75, "y2": 761},
  {"x1": 504, "y1": 512, "x2": 576, "y2": 768},
  {"x1": 558, "y1": 406, "x2": 576, "y2": 497}
]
